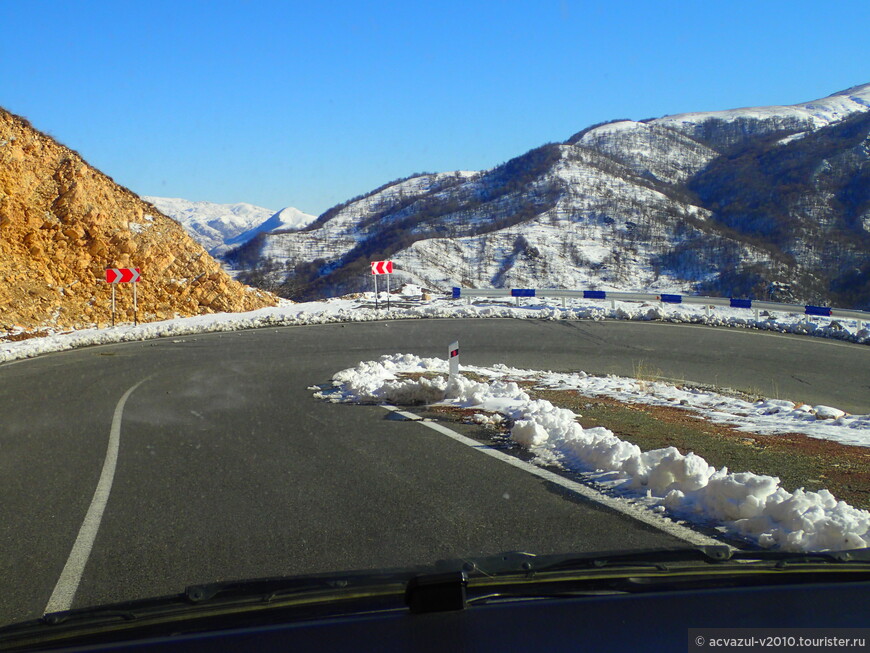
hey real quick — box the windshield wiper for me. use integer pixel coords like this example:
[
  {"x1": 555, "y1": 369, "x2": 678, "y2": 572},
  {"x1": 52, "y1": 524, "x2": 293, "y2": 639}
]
[
  {"x1": 0, "y1": 567, "x2": 425, "y2": 651},
  {"x1": 450, "y1": 545, "x2": 870, "y2": 578},
  {"x1": 432, "y1": 546, "x2": 734, "y2": 579},
  {"x1": 407, "y1": 546, "x2": 870, "y2": 611},
  {"x1": 530, "y1": 545, "x2": 733, "y2": 573},
  {"x1": 727, "y1": 548, "x2": 870, "y2": 564},
  {"x1": 5, "y1": 547, "x2": 869, "y2": 648}
]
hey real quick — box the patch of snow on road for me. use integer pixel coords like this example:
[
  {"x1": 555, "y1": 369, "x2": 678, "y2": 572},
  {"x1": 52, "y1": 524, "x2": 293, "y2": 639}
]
[{"x1": 316, "y1": 354, "x2": 870, "y2": 552}]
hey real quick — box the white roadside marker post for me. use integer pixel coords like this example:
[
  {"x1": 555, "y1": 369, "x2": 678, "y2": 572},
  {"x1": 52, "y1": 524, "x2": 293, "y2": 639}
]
[{"x1": 449, "y1": 341, "x2": 459, "y2": 383}]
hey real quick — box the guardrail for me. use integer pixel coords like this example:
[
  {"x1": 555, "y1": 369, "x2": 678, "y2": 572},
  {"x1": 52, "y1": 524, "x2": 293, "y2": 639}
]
[{"x1": 451, "y1": 287, "x2": 870, "y2": 325}]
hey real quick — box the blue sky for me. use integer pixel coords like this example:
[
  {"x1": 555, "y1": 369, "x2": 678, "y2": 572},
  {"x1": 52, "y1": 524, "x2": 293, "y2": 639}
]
[{"x1": 2, "y1": 0, "x2": 868, "y2": 215}]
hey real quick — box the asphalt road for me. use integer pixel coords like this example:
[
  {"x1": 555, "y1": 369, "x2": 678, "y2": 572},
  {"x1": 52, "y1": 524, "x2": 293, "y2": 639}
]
[{"x1": 1, "y1": 319, "x2": 868, "y2": 626}]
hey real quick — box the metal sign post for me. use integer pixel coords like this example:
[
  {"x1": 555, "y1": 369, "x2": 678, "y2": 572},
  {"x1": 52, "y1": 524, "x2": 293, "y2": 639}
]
[
  {"x1": 370, "y1": 260, "x2": 394, "y2": 310},
  {"x1": 373, "y1": 272, "x2": 379, "y2": 311}
]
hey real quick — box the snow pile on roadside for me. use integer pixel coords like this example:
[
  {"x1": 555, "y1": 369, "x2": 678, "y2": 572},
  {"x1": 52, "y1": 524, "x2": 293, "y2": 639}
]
[
  {"x1": 2, "y1": 291, "x2": 868, "y2": 365},
  {"x1": 315, "y1": 354, "x2": 870, "y2": 552}
]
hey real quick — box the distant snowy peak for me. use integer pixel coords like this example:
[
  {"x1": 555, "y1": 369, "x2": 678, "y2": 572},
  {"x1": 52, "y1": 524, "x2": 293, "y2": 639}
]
[
  {"x1": 225, "y1": 206, "x2": 318, "y2": 249},
  {"x1": 143, "y1": 196, "x2": 314, "y2": 256},
  {"x1": 268, "y1": 206, "x2": 319, "y2": 231},
  {"x1": 143, "y1": 196, "x2": 274, "y2": 254},
  {"x1": 144, "y1": 196, "x2": 274, "y2": 230}
]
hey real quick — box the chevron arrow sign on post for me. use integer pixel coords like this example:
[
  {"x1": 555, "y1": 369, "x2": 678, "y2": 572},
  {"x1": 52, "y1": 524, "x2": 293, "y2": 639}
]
[
  {"x1": 370, "y1": 260, "x2": 394, "y2": 310},
  {"x1": 370, "y1": 261, "x2": 393, "y2": 275},
  {"x1": 105, "y1": 268, "x2": 141, "y2": 327},
  {"x1": 105, "y1": 268, "x2": 141, "y2": 283}
]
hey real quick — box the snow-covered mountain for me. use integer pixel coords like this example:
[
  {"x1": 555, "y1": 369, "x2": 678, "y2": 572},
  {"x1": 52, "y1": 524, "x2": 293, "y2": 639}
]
[
  {"x1": 143, "y1": 196, "x2": 316, "y2": 256},
  {"x1": 224, "y1": 206, "x2": 319, "y2": 250},
  {"x1": 228, "y1": 83, "x2": 870, "y2": 307}
]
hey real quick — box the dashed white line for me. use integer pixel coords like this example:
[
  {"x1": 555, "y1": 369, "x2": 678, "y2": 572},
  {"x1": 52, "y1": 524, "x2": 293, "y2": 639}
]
[
  {"x1": 44, "y1": 377, "x2": 150, "y2": 614},
  {"x1": 382, "y1": 404, "x2": 727, "y2": 549}
]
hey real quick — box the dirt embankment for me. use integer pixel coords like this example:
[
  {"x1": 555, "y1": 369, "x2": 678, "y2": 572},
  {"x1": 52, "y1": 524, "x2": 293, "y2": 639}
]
[{"x1": 0, "y1": 108, "x2": 276, "y2": 329}]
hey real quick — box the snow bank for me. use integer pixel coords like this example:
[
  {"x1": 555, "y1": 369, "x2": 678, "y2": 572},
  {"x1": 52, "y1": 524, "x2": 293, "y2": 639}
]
[
  {"x1": 316, "y1": 354, "x2": 870, "y2": 552},
  {"x1": 2, "y1": 292, "x2": 868, "y2": 366}
]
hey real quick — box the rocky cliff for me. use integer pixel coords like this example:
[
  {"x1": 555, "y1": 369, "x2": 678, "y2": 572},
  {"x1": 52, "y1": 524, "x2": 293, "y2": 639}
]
[{"x1": 0, "y1": 107, "x2": 276, "y2": 330}]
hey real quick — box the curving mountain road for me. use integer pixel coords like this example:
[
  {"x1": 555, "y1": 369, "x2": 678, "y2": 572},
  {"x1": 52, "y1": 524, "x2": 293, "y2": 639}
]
[{"x1": 1, "y1": 319, "x2": 868, "y2": 626}]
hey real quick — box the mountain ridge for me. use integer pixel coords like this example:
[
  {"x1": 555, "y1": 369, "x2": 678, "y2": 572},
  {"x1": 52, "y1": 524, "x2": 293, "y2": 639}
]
[
  {"x1": 143, "y1": 196, "x2": 316, "y2": 257},
  {"x1": 228, "y1": 83, "x2": 870, "y2": 308}
]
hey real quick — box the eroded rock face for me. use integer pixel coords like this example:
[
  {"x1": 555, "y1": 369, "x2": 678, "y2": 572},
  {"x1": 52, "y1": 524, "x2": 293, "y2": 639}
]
[{"x1": 0, "y1": 108, "x2": 277, "y2": 329}]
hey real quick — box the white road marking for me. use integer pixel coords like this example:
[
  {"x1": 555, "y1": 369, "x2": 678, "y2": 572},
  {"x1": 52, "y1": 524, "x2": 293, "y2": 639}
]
[
  {"x1": 382, "y1": 404, "x2": 727, "y2": 548},
  {"x1": 44, "y1": 377, "x2": 150, "y2": 614}
]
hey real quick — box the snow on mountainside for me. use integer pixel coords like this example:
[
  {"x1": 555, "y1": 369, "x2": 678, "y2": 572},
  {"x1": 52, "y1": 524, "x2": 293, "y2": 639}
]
[
  {"x1": 144, "y1": 196, "x2": 316, "y2": 256},
  {"x1": 143, "y1": 197, "x2": 274, "y2": 255},
  {"x1": 228, "y1": 84, "x2": 870, "y2": 307},
  {"x1": 653, "y1": 82, "x2": 870, "y2": 143},
  {"x1": 225, "y1": 206, "x2": 318, "y2": 250}
]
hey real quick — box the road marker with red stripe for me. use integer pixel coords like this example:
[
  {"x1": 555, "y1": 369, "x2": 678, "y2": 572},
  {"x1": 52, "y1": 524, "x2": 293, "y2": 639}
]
[{"x1": 449, "y1": 341, "x2": 459, "y2": 380}]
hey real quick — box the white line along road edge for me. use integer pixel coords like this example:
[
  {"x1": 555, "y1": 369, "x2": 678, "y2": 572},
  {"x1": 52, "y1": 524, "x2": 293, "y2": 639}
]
[
  {"x1": 382, "y1": 404, "x2": 728, "y2": 549},
  {"x1": 44, "y1": 377, "x2": 151, "y2": 615}
]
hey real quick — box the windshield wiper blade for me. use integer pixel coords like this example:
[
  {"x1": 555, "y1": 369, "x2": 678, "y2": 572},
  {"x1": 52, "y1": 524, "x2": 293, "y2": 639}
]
[
  {"x1": 728, "y1": 547, "x2": 870, "y2": 564},
  {"x1": 532, "y1": 545, "x2": 734, "y2": 573},
  {"x1": 435, "y1": 546, "x2": 870, "y2": 608},
  {"x1": 181, "y1": 564, "x2": 431, "y2": 607},
  {"x1": 10, "y1": 568, "x2": 424, "y2": 632},
  {"x1": 450, "y1": 546, "x2": 733, "y2": 577},
  {"x1": 1, "y1": 569, "x2": 421, "y2": 651},
  {"x1": 452, "y1": 545, "x2": 870, "y2": 578},
  {"x1": 40, "y1": 608, "x2": 138, "y2": 627}
]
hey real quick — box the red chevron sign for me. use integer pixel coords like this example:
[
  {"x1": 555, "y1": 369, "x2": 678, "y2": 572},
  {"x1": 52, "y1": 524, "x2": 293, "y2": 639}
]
[
  {"x1": 105, "y1": 268, "x2": 141, "y2": 283},
  {"x1": 370, "y1": 260, "x2": 394, "y2": 275}
]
